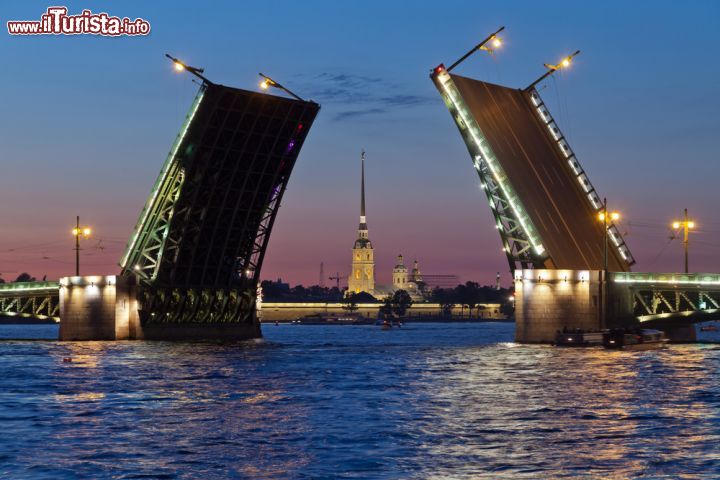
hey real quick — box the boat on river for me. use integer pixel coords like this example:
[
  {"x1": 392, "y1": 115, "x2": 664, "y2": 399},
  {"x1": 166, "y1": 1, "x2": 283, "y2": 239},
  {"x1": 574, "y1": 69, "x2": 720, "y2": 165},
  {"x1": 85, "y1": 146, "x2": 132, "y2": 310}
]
[
  {"x1": 603, "y1": 329, "x2": 668, "y2": 351},
  {"x1": 553, "y1": 330, "x2": 604, "y2": 347},
  {"x1": 294, "y1": 313, "x2": 375, "y2": 325}
]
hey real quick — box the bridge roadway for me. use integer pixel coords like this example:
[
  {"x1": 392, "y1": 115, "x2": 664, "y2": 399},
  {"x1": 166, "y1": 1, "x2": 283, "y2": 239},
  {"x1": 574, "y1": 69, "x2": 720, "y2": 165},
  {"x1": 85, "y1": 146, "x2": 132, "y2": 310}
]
[{"x1": 450, "y1": 74, "x2": 628, "y2": 272}]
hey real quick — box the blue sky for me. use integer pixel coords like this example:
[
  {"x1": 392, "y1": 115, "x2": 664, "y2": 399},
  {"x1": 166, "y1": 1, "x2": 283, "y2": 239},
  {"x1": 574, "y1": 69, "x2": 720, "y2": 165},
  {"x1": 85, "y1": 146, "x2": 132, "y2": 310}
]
[{"x1": 1, "y1": 0, "x2": 719, "y2": 286}]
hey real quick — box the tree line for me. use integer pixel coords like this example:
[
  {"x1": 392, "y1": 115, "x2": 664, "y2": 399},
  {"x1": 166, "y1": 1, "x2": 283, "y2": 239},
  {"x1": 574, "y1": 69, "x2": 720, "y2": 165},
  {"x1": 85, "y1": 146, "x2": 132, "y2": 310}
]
[
  {"x1": 429, "y1": 282, "x2": 513, "y2": 317},
  {"x1": 0, "y1": 273, "x2": 37, "y2": 284},
  {"x1": 260, "y1": 279, "x2": 514, "y2": 317}
]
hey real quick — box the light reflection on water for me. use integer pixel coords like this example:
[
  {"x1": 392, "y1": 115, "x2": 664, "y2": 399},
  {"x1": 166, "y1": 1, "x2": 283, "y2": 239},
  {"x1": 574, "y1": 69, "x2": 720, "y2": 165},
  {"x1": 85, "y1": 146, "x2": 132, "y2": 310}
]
[{"x1": 0, "y1": 323, "x2": 719, "y2": 479}]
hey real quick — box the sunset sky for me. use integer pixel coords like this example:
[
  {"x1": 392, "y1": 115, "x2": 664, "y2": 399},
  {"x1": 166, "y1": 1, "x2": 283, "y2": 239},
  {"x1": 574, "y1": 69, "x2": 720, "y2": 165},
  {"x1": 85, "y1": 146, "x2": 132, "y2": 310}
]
[{"x1": 1, "y1": 0, "x2": 719, "y2": 287}]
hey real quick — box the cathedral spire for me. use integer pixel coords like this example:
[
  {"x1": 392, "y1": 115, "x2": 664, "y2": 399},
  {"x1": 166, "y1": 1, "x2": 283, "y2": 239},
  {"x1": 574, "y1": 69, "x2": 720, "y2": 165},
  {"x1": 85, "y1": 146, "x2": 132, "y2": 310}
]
[
  {"x1": 360, "y1": 149, "x2": 366, "y2": 224},
  {"x1": 349, "y1": 149, "x2": 375, "y2": 295}
]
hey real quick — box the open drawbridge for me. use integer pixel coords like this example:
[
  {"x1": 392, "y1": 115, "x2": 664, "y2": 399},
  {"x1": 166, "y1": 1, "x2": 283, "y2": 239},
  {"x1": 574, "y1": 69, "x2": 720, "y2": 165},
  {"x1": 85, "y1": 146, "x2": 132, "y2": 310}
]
[{"x1": 430, "y1": 66, "x2": 635, "y2": 273}]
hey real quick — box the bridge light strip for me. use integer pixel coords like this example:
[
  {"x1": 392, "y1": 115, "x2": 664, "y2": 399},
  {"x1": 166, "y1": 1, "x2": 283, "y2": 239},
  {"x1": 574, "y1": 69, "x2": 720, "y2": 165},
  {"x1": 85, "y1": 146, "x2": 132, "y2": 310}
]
[
  {"x1": 613, "y1": 272, "x2": 720, "y2": 285},
  {"x1": 0, "y1": 281, "x2": 60, "y2": 293},
  {"x1": 614, "y1": 278, "x2": 720, "y2": 285},
  {"x1": 528, "y1": 89, "x2": 635, "y2": 266},
  {"x1": 437, "y1": 71, "x2": 546, "y2": 256},
  {"x1": 120, "y1": 87, "x2": 206, "y2": 269}
]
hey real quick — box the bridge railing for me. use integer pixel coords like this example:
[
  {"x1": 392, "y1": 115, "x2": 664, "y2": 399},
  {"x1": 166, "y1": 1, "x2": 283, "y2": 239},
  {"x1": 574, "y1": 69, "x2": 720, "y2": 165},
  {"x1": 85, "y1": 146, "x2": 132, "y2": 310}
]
[
  {"x1": 0, "y1": 281, "x2": 60, "y2": 294},
  {"x1": 613, "y1": 272, "x2": 720, "y2": 286}
]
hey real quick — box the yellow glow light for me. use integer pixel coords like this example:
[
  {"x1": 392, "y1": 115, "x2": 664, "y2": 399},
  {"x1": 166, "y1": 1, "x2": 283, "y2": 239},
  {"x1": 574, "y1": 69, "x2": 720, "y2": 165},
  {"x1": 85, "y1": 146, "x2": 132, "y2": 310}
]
[
  {"x1": 83, "y1": 228, "x2": 91, "y2": 236},
  {"x1": 598, "y1": 211, "x2": 620, "y2": 222},
  {"x1": 260, "y1": 80, "x2": 269, "y2": 90},
  {"x1": 174, "y1": 62, "x2": 185, "y2": 72},
  {"x1": 72, "y1": 228, "x2": 79, "y2": 236},
  {"x1": 688, "y1": 221, "x2": 695, "y2": 229},
  {"x1": 561, "y1": 58, "x2": 571, "y2": 68},
  {"x1": 672, "y1": 221, "x2": 681, "y2": 229},
  {"x1": 492, "y1": 37, "x2": 502, "y2": 48}
]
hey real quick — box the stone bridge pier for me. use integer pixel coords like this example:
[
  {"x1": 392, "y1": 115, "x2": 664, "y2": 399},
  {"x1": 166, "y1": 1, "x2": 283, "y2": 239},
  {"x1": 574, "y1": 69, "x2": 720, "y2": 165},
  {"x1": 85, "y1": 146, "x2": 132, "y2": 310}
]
[{"x1": 514, "y1": 269, "x2": 709, "y2": 343}]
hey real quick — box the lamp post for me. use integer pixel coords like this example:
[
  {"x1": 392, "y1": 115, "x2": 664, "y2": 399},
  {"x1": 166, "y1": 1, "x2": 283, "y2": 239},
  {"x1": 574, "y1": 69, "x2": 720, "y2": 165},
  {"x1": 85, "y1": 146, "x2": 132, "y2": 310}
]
[
  {"x1": 165, "y1": 53, "x2": 213, "y2": 85},
  {"x1": 445, "y1": 26, "x2": 505, "y2": 73},
  {"x1": 72, "y1": 216, "x2": 91, "y2": 276},
  {"x1": 672, "y1": 208, "x2": 695, "y2": 273},
  {"x1": 258, "y1": 73, "x2": 305, "y2": 101},
  {"x1": 597, "y1": 198, "x2": 620, "y2": 328},
  {"x1": 525, "y1": 50, "x2": 581, "y2": 92}
]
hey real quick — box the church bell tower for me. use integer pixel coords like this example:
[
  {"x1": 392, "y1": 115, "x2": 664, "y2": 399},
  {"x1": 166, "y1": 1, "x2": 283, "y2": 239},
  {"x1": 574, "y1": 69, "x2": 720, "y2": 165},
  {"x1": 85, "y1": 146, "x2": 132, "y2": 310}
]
[{"x1": 348, "y1": 150, "x2": 375, "y2": 294}]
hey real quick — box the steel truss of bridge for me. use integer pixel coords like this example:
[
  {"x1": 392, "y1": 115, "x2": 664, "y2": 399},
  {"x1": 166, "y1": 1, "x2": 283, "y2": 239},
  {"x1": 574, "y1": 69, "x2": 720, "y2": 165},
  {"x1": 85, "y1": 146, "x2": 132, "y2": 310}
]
[
  {"x1": 0, "y1": 281, "x2": 60, "y2": 322},
  {"x1": 614, "y1": 272, "x2": 720, "y2": 323}
]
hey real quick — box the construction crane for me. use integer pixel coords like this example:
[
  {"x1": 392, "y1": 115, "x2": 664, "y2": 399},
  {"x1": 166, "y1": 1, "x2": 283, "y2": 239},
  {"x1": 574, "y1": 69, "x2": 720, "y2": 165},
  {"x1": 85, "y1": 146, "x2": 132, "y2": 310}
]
[{"x1": 328, "y1": 272, "x2": 347, "y2": 290}]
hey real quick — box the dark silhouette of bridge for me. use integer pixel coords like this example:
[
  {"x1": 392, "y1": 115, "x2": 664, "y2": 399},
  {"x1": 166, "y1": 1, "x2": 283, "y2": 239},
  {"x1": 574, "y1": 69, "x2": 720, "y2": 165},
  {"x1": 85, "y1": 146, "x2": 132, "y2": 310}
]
[{"x1": 0, "y1": 67, "x2": 319, "y2": 340}]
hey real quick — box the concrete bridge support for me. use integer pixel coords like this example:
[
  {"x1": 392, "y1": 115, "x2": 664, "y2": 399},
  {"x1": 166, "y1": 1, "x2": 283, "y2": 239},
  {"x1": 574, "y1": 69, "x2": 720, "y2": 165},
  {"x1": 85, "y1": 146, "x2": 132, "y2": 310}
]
[
  {"x1": 514, "y1": 269, "x2": 708, "y2": 343},
  {"x1": 514, "y1": 269, "x2": 604, "y2": 343},
  {"x1": 58, "y1": 276, "x2": 260, "y2": 341},
  {"x1": 59, "y1": 275, "x2": 138, "y2": 341}
]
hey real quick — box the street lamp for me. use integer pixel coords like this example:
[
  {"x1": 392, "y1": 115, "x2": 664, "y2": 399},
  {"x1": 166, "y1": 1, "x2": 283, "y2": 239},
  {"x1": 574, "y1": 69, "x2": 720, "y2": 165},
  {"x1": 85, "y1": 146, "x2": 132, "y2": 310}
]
[
  {"x1": 597, "y1": 198, "x2": 620, "y2": 328},
  {"x1": 165, "y1": 53, "x2": 213, "y2": 84},
  {"x1": 72, "y1": 216, "x2": 92, "y2": 276},
  {"x1": 525, "y1": 50, "x2": 581, "y2": 91},
  {"x1": 445, "y1": 26, "x2": 505, "y2": 73},
  {"x1": 257, "y1": 73, "x2": 305, "y2": 101},
  {"x1": 597, "y1": 199, "x2": 620, "y2": 271},
  {"x1": 672, "y1": 208, "x2": 695, "y2": 273}
]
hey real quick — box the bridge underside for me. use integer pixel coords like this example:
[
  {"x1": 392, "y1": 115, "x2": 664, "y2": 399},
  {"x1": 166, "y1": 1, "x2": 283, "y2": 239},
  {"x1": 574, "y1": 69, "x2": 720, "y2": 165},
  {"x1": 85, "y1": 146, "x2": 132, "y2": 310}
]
[{"x1": 115, "y1": 82, "x2": 319, "y2": 338}]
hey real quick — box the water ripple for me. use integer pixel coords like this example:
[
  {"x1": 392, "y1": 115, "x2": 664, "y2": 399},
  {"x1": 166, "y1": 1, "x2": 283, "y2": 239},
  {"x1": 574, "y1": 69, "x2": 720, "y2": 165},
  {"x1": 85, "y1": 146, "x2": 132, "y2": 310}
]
[{"x1": 1, "y1": 323, "x2": 719, "y2": 478}]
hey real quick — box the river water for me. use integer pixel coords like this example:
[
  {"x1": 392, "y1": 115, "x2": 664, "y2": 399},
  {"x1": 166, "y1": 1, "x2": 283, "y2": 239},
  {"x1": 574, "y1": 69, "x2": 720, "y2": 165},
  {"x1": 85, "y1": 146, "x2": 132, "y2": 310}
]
[{"x1": 1, "y1": 322, "x2": 719, "y2": 479}]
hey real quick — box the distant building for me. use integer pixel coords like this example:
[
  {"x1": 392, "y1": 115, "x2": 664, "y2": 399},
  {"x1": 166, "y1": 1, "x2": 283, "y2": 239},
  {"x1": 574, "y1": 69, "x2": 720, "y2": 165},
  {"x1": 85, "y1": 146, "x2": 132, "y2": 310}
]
[
  {"x1": 388, "y1": 254, "x2": 424, "y2": 299},
  {"x1": 411, "y1": 259, "x2": 423, "y2": 284},
  {"x1": 392, "y1": 254, "x2": 408, "y2": 289},
  {"x1": 346, "y1": 152, "x2": 424, "y2": 300},
  {"x1": 348, "y1": 151, "x2": 375, "y2": 295}
]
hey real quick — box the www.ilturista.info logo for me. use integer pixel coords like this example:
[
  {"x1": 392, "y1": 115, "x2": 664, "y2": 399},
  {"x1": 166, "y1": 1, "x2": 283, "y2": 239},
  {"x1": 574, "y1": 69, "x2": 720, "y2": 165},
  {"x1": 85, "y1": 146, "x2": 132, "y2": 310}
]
[{"x1": 7, "y1": 7, "x2": 150, "y2": 36}]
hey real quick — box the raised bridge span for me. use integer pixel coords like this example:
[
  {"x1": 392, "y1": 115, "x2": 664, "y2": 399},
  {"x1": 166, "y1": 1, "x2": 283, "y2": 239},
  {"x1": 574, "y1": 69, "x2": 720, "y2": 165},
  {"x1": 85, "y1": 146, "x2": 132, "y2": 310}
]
[
  {"x1": 428, "y1": 54, "x2": 718, "y2": 341},
  {"x1": 1, "y1": 68, "x2": 319, "y2": 340}
]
